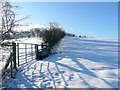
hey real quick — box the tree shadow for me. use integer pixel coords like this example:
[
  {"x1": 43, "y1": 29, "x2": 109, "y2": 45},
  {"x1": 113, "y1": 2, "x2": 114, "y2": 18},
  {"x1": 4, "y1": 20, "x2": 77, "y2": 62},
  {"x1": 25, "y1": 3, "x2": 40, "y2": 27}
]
[
  {"x1": 70, "y1": 37, "x2": 118, "y2": 44},
  {"x1": 5, "y1": 63, "x2": 39, "y2": 88},
  {"x1": 44, "y1": 37, "x2": 118, "y2": 88},
  {"x1": 76, "y1": 72, "x2": 96, "y2": 88},
  {"x1": 45, "y1": 52, "x2": 116, "y2": 87},
  {"x1": 54, "y1": 63, "x2": 68, "y2": 87},
  {"x1": 9, "y1": 37, "x2": 118, "y2": 88}
]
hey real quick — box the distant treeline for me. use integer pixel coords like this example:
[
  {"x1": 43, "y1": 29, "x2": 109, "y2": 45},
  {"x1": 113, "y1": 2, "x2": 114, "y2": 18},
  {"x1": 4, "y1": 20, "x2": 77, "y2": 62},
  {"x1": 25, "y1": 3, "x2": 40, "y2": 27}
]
[
  {"x1": 1, "y1": 24, "x2": 87, "y2": 41},
  {"x1": 66, "y1": 33, "x2": 87, "y2": 38}
]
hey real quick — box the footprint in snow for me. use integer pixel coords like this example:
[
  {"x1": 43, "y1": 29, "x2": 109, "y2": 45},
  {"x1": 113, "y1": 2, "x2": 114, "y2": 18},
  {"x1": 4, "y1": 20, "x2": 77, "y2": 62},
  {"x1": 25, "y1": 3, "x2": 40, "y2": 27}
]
[
  {"x1": 55, "y1": 73, "x2": 59, "y2": 76},
  {"x1": 42, "y1": 82, "x2": 51, "y2": 88},
  {"x1": 40, "y1": 75, "x2": 45, "y2": 79},
  {"x1": 26, "y1": 75, "x2": 31, "y2": 77},
  {"x1": 60, "y1": 71, "x2": 65, "y2": 73},
  {"x1": 69, "y1": 74, "x2": 74, "y2": 81},
  {"x1": 56, "y1": 81, "x2": 61, "y2": 84},
  {"x1": 44, "y1": 79, "x2": 49, "y2": 82},
  {"x1": 69, "y1": 76, "x2": 74, "y2": 81},
  {"x1": 47, "y1": 86, "x2": 53, "y2": 88}
]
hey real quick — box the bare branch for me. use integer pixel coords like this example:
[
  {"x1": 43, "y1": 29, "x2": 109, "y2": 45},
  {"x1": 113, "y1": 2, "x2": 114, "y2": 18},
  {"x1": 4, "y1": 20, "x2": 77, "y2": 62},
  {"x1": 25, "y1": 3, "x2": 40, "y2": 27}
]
[{"x1": 0, "y1": 0, "x2": 28, "y2": 43}]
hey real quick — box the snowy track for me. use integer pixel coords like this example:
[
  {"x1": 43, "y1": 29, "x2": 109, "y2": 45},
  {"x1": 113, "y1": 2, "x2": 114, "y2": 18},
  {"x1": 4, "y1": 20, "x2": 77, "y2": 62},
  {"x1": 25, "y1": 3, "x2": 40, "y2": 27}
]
[{"x1": 5, "y1": 36, "x2": 118, "y2": 88}]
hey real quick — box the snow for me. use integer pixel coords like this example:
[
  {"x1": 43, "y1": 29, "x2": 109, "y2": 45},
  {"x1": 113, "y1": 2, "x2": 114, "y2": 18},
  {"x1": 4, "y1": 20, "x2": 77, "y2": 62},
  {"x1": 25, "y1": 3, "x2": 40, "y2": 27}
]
[
  {"x1": 13, "y1": 24, "x2": 50, "y2": 32},
  {"x1": 0, "y1": 37, "x2": 43, "y2": 68},
  {"x1": 0, "y1": 45, "x2": 11, "y2": 88},
  {"x1": 0, "y1": 37, "x2": 43, "y2": 88},
  {"x1": 3, "y1": 36, "x2": 119, "y2": 88},
  {"x1": 0, "y1": 62, "x2": 6, "y2": 87}
]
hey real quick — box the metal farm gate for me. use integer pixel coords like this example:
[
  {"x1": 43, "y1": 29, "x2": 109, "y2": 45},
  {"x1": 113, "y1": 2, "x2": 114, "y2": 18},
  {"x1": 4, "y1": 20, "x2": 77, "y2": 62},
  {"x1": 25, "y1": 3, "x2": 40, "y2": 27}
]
[
  {"x1": 16, "y1": 43, "x2": 41, "y2": 66},
  {"x1": 2, "y1": 42, "x2": 44, "y2": 80}
]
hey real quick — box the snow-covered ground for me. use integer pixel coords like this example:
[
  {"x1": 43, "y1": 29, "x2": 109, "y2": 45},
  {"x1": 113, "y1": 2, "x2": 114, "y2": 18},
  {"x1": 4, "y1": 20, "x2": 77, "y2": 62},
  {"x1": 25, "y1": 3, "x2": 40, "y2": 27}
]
[
  {"x1": 4, "y1": 36, "x2": 119, "y2": 88},
  {"x1": 0, "y1": 46, "x2": 11, "y2": 88},
  {"x1": 0, "y1": 37, "x2": 43, "y2": 88}
]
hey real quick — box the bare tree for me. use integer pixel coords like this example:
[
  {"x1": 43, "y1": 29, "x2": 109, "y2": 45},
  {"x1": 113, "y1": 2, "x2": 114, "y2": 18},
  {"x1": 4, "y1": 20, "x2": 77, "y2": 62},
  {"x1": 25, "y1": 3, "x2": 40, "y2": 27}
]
[
  {"x1": 0, "y1": 0, "x2": 28, "y2": 44},
  {"x1": 0, "y1": 1, "x2": 29, "y2": 85}
]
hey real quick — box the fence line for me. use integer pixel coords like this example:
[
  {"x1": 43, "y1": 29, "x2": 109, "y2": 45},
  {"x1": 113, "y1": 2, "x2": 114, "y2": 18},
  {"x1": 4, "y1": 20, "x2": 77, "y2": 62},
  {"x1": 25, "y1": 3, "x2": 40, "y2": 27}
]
[
  {"x1": 2, "y1": 42, "x2": 48, "y2": 86},
  {"x1": 2, "y1": 43, "x2": 41, "y2": 78}
]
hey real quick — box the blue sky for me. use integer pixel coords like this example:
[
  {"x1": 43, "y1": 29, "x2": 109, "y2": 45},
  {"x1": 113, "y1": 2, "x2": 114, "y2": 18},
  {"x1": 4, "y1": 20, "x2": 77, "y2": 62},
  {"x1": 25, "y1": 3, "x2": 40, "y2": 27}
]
[{"x1": 12, "y1": 2, "x2": 118, "y2": 39}]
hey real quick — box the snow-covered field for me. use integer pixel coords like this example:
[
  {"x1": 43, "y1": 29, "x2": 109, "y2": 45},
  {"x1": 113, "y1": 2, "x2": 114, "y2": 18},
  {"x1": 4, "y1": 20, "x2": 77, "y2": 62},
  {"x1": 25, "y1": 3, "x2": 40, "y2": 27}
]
[{"x1": 3, "y1": 36, "x2": 119, "y2": 88}]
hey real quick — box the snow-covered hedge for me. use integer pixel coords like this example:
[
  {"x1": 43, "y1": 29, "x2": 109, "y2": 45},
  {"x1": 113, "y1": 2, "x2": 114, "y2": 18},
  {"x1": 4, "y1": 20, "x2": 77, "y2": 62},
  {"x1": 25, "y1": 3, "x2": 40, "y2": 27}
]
[{"x1": 40, "y1": 23, "x2": 65, "y2": 53}]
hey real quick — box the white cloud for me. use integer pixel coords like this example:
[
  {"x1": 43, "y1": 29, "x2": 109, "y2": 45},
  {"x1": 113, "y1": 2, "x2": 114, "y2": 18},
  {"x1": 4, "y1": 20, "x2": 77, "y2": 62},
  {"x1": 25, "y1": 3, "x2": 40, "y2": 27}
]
[{"x1": 29, "y1": 24, "x2": 47, "y2": 29}]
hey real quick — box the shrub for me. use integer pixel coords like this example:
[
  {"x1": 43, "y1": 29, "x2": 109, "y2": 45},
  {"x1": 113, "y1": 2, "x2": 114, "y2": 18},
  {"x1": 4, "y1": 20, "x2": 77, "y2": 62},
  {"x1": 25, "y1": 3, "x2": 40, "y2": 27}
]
[{"x1": 40, "y1": 23, "x2": 65, "y2": 53}]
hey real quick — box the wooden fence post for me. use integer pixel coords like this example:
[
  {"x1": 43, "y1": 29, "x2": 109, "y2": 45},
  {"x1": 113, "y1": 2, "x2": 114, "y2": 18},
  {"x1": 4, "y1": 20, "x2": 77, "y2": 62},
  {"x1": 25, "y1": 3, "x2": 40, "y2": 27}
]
[
  {"x1": 11, "y1": 56, "x2": 13, "y2": 78},
  {"x1": 35, "y1": 44, "x2": 39, "y2": 59},
  {"x1": 12, "y1": 42, "x2": 17, "y2": 70}
]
